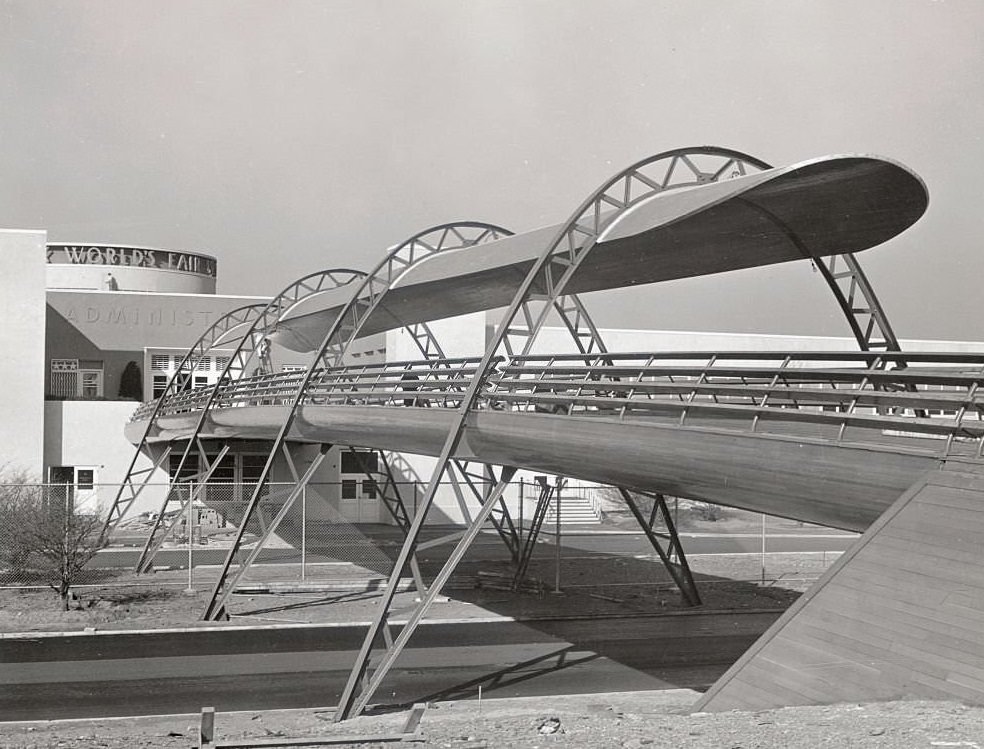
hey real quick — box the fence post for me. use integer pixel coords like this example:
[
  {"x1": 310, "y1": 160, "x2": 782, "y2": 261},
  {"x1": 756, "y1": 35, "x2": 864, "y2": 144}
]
[
  {"x1": 760, "y1": 512, "x2": 767, "y2": 585},
  {"x1": 186, "y1": 491, "x2": 195, "y2": 593},
  {"x1": 554, "y1": 478, "x2": 562, "y2": 593},
  {"x1": 301, "y1": 485, "x2": 307, "y2": 581},
  {"x1": 519, "y1": 479, "x2": 524, "y2": 544}
]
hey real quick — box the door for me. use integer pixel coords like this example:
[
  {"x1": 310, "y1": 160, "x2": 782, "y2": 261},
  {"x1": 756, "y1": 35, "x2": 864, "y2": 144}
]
[
  {"x1": 47, "y1": 466, "x2": 99, "y2": 513},
  {"x1": 339, "y1": 450, "x2": 380, "y2": 523}
]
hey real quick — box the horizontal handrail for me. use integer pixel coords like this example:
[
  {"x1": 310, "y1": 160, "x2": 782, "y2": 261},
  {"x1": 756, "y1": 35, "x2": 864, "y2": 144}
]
[{"x1": 132, "y1": 350, "x2": 984, "y2": 458}]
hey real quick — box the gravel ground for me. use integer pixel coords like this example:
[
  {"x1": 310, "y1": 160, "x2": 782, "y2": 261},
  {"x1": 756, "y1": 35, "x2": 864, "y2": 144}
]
[
  {"x1": 2, "y1": 691, "x2": 983, "y2": 748},
  {"x1": 0, "y1": 549, "x2": 818, "y2": 633}
]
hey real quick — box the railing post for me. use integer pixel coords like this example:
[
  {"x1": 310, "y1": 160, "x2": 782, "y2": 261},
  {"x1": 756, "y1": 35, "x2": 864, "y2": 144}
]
[{"x1": 519, "y1": 478, "x2": 525, "y2": 543}]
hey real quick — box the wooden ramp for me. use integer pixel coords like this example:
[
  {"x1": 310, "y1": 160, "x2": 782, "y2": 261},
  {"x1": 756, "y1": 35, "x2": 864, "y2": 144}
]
[{"x1": 696, "y1": 465, "x2": 984, "y2": 711}]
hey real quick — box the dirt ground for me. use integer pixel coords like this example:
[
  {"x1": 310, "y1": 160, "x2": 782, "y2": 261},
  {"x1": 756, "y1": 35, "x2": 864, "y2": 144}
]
[
  {"x1": 2, "y1": 690, "x2": 983, "y2": 748},
  {"x1": 0, "y1": 516, "x2": 879, "y2": 748},
  {"x1": 0, "y1": 548, "x2": 817, "y2": 633}
]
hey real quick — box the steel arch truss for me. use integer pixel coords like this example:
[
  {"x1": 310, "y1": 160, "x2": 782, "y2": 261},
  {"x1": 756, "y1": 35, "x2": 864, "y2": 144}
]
[
  {"x1": 333, "y1": 147, "x2": 764, "y2": 719},
  {"x1": 333, "y1": 145, "x2": 905, "y2": 720},
  {"x1": 200, "y1": 219, "x2": 622, "y2": 608}
]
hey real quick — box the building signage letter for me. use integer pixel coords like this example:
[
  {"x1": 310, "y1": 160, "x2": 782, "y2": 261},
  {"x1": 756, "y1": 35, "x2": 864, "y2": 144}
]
[{"x1": 45, "y1": 244, "x2": 216, "y2": 278}]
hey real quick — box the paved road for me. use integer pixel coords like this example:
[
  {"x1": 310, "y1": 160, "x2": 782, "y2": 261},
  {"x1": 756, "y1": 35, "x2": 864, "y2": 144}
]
[{"x1": 0, "y1": 611, "x2": 779, "y2": 721}]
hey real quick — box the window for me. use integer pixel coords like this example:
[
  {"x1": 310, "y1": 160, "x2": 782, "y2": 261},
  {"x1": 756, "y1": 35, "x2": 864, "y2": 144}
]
[
  {"x1": 49, "y1": 359, "x2": 103, "y2": 399},
  {"x1": 341, "y1": 450, "x2": 378, "y2": 474},
  {"x1": 241, "y1": 454, "x2": 267, "y2": 483},
  {"x1": 362, "y1": 479, "x2": 377, "y2": 499},
  {"x1": 76, "y1": 469, "x2": 95, "y2": 491},
  {"x1": 204, "y1": 452, "x2": 236, "y2": 482},
  {"x1": 147, "y1": 350, "x2": 231, "y2": 401},
  {"x1": 168, "y1": 454, "x2": 198, "y2": 482},
  {"x1": 153, "y1": 375, "x2": 168, "y2": 399},
  {"x1": 47, "y1": 466, "x2": 98, "y2": 512},
  {"x1": 341, "y1": 479, "x2": 358, "y2": 499},
  {"x1": 80, "y1": 370, "x2": 102, "y2": 398}
]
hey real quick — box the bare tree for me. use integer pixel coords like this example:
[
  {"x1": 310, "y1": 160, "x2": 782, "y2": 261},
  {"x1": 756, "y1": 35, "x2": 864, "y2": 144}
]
[{"x1": 0, "y1": 470, "x2": 106, "y2": 609}]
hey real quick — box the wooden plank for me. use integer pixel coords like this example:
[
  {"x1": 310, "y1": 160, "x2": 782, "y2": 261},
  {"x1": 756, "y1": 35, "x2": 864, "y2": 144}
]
[
  {"x1": 762, "y1": 630, "x2": 923, "y2": 701},
  {"x1": 734, "y1": 656, "x2": 845, "y2": 703},
  {"x1": 697, "y1": 468, "x2": 984, "y2": 711},
  {"x1": 815, "y1": 580, "x2": 984, "y2": 641},
  {"x1": 838, "y1": 550, "x2": 984, "y2": 589}
]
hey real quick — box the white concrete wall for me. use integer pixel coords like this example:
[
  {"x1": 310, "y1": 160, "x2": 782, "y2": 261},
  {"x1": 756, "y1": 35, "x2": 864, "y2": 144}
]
[
  {"x1": 385, "y1": 311, "x2": 487, "y2": 362},
  {"x1": 43, "y1": 400, "x2": 162, "y2": 514},
  {"x1": 46, "y1": 264, "x2": 216, "y2": 294},
  {"x1": 0, "y1": 229, "x2": 47, "y2": 477}
]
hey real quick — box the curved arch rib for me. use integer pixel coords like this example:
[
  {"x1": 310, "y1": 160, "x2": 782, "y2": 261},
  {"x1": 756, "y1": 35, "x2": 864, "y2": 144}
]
[
  {"x1": 197, "y1": 221, "x2": 620, "y2": 605},
  {"x1": 722, "y1": 155, "x2": 902, "y2": 352},
  {"x1": 329, "y1": 224, "x2": 616, "y2": 561},
  {"x1": 333, "y1": 145, "x2": 902, "y2": 720}
]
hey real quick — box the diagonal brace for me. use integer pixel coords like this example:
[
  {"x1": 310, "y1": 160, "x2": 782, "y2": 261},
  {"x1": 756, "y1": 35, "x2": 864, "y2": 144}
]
[
  {"x1": 619, "y1": 488, "x2": 701, "y2": 606},
  {"x1": 337, "y1": 466, "x2": 517, "y2": 720},
  {"x1": 203, "y1": 445, "x2": 329, "y2": 620},
  {"x1": 135, "y1": 444, "x2": 230, "y2": 572}
]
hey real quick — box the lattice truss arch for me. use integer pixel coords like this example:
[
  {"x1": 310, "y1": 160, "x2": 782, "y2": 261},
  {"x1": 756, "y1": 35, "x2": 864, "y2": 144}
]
[
  {"x1": 332, "y1": 145, "x2": 905, "y2": 721},
  {"x1": 197, "y1": 218, "x2": 625, "y2": 619}
]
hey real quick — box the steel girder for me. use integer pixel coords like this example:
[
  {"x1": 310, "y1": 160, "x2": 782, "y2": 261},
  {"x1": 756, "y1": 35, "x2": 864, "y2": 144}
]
[
  {"x1": 337, "y1": 466, "x2": 517, "y2": 719},
  {"x1": 333, "y1": 146, "x2": 778, "y2": 721}
]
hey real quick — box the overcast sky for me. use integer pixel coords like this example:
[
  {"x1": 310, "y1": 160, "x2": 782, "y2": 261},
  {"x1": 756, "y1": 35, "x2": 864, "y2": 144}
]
[{"x1": 2, "y1": 1, "x2": 982, "y2": 341}]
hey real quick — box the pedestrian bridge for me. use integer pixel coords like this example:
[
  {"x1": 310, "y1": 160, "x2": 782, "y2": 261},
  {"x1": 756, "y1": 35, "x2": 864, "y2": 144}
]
[
  {"x1": 116, "y1": 146, "x2": 984, "y2": 718},
  {"x1": 128, "y1": 350, "x2": 984, "y2": 533}
]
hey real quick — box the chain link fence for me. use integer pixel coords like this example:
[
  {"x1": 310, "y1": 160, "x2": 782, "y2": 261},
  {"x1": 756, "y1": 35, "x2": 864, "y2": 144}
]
[{"x1": 0, "y1": 479, "x2": 854, "y2": 628}]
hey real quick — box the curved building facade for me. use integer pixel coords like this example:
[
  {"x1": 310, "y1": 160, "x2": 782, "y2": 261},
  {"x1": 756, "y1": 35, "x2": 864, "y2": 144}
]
[{"x1": 46, "y1": 243, "x2": 217, "y2": 294}]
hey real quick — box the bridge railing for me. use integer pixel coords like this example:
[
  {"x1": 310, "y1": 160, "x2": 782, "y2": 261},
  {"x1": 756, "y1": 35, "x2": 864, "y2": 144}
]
[
  {"x1": 488, "y1": 351, "x2": 984, "y2": 455},
  {"x1": 136, "y1": 357, "x2": 496, "y2": 420},
  {"x1": 133, "y1": 349, "x2": 984, "y2": 456}
]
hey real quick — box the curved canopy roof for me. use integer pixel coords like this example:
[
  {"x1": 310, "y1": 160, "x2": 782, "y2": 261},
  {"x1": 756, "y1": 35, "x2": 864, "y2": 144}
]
[{"x1": 268, "y1": 155, "x2": 928, "y2": 353}]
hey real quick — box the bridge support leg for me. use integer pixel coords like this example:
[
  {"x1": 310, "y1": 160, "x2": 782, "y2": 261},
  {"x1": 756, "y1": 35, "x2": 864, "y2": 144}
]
[
  {"x1": 101, "y1": 444, "x2": 171, "y2": 539},
  {"x1": 512, "y1": 477, "x2": 556, "y2": 589},
  {"x1": 334, "y1": 466, "x2": 517, "y2": 722},
  {"x1": 203, "y1": 443, "x2": 330, "y2": 620},
  {"x1": 135, "y1": 443, "x2": 231, "y2": 573},
  {"x1": 453, "y1": 461, "x2": 521, "y2": 563},
  {"x1": 619, "y1": 489, "x2": 701, "y2": 607}
]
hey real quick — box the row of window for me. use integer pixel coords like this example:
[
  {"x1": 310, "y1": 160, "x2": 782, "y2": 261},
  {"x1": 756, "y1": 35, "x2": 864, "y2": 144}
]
[
  {"x1": 150, "y1": 355, "x2": 232, "y2": 372},
  {"x1": 167, "y1": 451, "x2": 379, "y2": 501}
]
